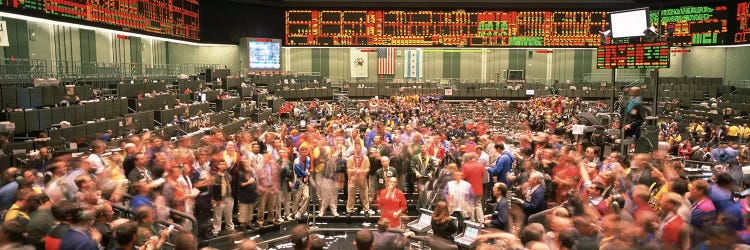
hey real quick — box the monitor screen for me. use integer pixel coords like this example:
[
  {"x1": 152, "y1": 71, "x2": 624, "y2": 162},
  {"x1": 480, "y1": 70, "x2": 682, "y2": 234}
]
[
  {"x1": 610, "y1": 8, "x2": 649, "y2": 38},
  {"x1": 419, "y1": 213, "x2": 432, "y2": 224},
  {"x1": 249, "y1": 39, "x2": 281, "y2": 70},
  {"x1": 464, "y1": 226, "x2": 479, "y2": 239}
]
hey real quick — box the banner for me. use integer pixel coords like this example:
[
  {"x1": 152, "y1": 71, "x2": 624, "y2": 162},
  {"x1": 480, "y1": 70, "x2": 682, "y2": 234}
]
[
  {"x1": 350, "y1": 48, "x2": 368, "y2": 78},
  {"x1": 404, "y1": 49, "x2": 423, "y2": 78},
  {"x1": 0, "y1": 21, "x2": 8, "y2": 47}
]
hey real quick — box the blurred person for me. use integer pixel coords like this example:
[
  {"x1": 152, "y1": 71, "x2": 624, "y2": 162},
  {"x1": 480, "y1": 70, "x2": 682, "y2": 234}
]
[
  {"x1": 92, "y1": 202, "x2": 115, "y2": 248},
  {"x1": 485, "y1": 182, "x2": 509, "y2": 231},
  {"x1": 0, "y1": 167, "x2": 19, "y2": 211},
  {"x1": 347, "y1": 142, "x2": 371, "y2": 215},
  {"x1": 211, "y1": 159, "x2": 235, "y2": 236},
  {"x1": 709, "y1": 172, "x2": 744, "y2": 231},
  {"x1": 318, "y1": 140, "x2": 341, "y2": 217},
  {"x1": 163, "y1": 166, "x2": 187, "y2": 215},
  {"x1": 238, "y1": 238, "x2": 257, "y2": 250},
  {"x1": 373, "y1": 219, "x2": 407, "y2": 250},
  {"x1": 354, "y1": 228, "x2": 374, "y2": 250},
  {"x1": 129, "y1": 181, "x2": 155, "y2": 211},
  {"x1": 461, "y1": 152, "x2": 485, "y2": 223},
  {"x1": 277, "y1": 148, "x2": 295, "y2": 221},
  {"x1": 173, "y1": 230, "x2": 199, "y2": 250},
  {"x1": 256, "y1": 153, "x2": 280, "y2": 226},
  {"x1": 26, "y1": 194, "x2": 52, "y2": 249},
  {"x1": 293, "y1": 145, "x2": 312, "y2": 218},
  {"x1": 411, "y1": 144, "x2": 435, "y2": 209},
  {"x1": 488, "y1": 143, "x2": 514, "y2": 187},
  {"x1": 0, "y1": 220, "x2": 33, "y2": 250},
  {"x1": 431, "y1": 201, "x2": 458, "y2": 241},
  {"x1": 60, "y1": 207, "x2": 102, "y2": 250},
  {"x1": 632, "y1": 184, "x2": 656, "y2": 222},
  {"x1": 659, "y1": 192, "x2": 689, "y2": 250},
  {"x1": 389, "y1": 135, "x2": 408, "y2": 191},
  {"x1": 133, "y1": 206, "x2": 170, "y2": 248},
  {"x1": 73, "y1": 174, "x2": 100, "y2": 205},
  {"x1": 374, "y1": 156, "x2": 396, "y2": 195},
  {"x1": 127, "y1": 153, "x2": 154, "y2": 184},
  {"x1": 4, "y1": 187, "x2": 38, "y2": 223},
  {"x1": 30, "y1": 147, "x2": 53, "y2": 172},
  {"x1": 512, "y1": 172, "x2": 546, "y2": 222},
  {"x1": 444, "y1": 167, "x2": 474, "y2": 232},
  {"x1": 366, "y1": 148, "x2": 382, "y2": 206},
  {"x1": 88, "y1": 140, "x2": 108, "y2": 174},
  {"x1": 689, "y1": 180, "x2": 716, "y2": 245},
  {"x1": 376, "y1": 177, "x2": 406, "y2": 228},
  {"x1": 290, "y1": 224, "x2": 310, "y2": 250}
]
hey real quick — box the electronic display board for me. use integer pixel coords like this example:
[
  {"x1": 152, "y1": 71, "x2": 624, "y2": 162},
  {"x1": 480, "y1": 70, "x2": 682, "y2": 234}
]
[
  {"x1": 736, "y1": 1, "x2": 750, "y2": 44},
  {"x1": 286, "y1": 10, "x2": 608, "y2": 47},
  {"x1": 649, "y1": 5, "x2": 728, "y2": 46},
  {"x1": 596, "y1": 41, "x2": 669, "y2": 69},
  {"x1": 0, "y1": 0, "x2": 200, "y2": 41}
]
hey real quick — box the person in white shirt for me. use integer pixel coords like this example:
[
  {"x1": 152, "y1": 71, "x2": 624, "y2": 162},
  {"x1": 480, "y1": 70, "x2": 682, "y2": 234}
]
[
  {"x1": 443, "y1": 165, "x2": 474, "y2": 232},
  {"x1": 87, "y1": 140, "x2": 107, "y2": 175},
  {"x1": 243, "y1": 142, "x2": 263, "y2": 171}
]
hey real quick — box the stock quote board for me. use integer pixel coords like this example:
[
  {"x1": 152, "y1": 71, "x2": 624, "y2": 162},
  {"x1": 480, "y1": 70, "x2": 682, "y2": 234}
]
[
  {"x1": 596, "y1": 41, "x2": 670, "y2": 69},
  {"x1": 736, "y1": 1, "x2": 750, "y2": 44},
  {"x1": 649, "y1": 5, "x2": 728, "y2": 46},
  {"x1": 286, "y1": 10, "x2": 609, "y2": 47},
  {"x1": 0, "y1": 0, "x2": 200, "y2": 40}
]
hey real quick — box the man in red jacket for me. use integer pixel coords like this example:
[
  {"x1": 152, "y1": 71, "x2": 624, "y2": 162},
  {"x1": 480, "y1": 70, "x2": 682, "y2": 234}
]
[{"x1": 461, "y1": 152, "x2": 485, "y2": 223}]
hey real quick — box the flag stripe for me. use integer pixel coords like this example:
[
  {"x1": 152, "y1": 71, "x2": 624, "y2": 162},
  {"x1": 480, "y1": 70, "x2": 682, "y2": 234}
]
[{"x1": 377, "y1": 48, "x2": 395, "y2": 75}]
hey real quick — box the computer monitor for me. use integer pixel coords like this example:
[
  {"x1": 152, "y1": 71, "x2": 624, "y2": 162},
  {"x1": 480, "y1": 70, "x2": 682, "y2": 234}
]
[
  {"x1": 418, "y1": 212, "x2": 431, "y2": 224},
  {"x1": 463, "y1": 225, "x2": 479, "y2": 240},
  {"x1": 609, "y1": 8, "x2": 649, "y2": 39}
]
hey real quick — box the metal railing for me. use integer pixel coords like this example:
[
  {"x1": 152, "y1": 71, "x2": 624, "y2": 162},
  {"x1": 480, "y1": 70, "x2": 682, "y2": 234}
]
[
  {"x1": 0, "y1": 58, "x2": 49, "y2": 79},
  {"x1": 0, "y1": 58, "x2": 223, "y2": 81},
  {"x1": 584, "y1": 72, "x2": 647, "y2": 83}
]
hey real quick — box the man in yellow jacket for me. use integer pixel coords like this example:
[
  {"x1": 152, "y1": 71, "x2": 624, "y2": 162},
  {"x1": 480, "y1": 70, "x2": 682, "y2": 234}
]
[
  {"x1": 740, "y1": 123, "x2": 750, "y2": 144},
  {"x1": 727, "y1": 123, "x2": 741, "y2": 143}
]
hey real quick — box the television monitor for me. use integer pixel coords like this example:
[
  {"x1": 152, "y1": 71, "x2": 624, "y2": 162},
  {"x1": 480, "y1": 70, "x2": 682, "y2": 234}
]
[
  {"x1": 418, "y1": 213, "x2": 431, "y2": 224},
  {"x1": 610, "y1": 8, "x2": 649, "y2": 38},
  {"x1": 248, "y1": 38, "x2": 282, "y2": 70},
  {"x1": 463, "y1": 226, "x2": 479, "y2": 239}
]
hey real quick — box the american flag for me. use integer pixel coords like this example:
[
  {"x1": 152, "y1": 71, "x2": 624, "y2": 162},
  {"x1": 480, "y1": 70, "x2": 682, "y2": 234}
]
[{"x1": 377, "y1": 48, "x2": 396, "y2": 75}]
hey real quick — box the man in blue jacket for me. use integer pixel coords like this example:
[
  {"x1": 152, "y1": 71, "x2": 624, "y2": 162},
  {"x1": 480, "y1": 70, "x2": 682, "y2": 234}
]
[
  {"x1": 511, "y1": 172, "x2": 546, "y2": 222},
  {"x1": 488, "y1": 144, "x2": 513, "y2": 186},
  {"x1": 485, "y1": 182, "x2": 509, "y2": 231}
]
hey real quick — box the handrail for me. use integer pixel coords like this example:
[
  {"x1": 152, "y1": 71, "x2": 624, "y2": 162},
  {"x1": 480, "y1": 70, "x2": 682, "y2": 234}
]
[{"x1": 120, "y1": 194, "x2": 199, "y2": 236}]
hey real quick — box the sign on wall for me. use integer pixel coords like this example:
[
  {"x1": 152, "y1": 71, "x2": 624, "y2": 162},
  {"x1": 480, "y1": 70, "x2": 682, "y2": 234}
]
[
  {"x1": 350, "y1": 48, "x2": 369, "y2": 77},
  {"x1": 0, "y1": 21, "x2": 9, "y2": 47}
]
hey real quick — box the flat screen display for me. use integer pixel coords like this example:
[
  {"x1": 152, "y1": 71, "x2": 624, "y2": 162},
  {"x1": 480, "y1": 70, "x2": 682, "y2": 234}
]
[
  {"x1": 610, "y1": 8, "x2": 649, "y2": 38},
  {"x1": 464, "y1": 227, "x2": 479, "y2": 239},
  {"x1": 249, "y1": 40, "x2": 281, "y2": 70},
  {"x1": 419, "y1": 213, "x2": 431, "y2": 224}
]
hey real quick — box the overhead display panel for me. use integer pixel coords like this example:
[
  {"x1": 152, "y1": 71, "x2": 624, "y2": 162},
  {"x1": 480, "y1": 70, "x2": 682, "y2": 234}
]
[
  {"x1": 286, "y1": 10, "x2": 608, "y2": 47},
  {"x1": 596, "y1": 41, "x2": 670, "y2": 69},
  {"x1": 736, "y1": 1, "x2": 750, "y2": 44},
  {"x1": 0, "y1": 0, "x2": 200, "y2": 41},
  {"x1": 649, "y1": 5, "x2": 728, "y2": 46}
]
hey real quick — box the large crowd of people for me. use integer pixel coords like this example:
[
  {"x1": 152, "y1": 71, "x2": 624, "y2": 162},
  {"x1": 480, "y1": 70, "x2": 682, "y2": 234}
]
[{"x1": 1, "y1": 90, "x2": 750, "y2": 250}]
